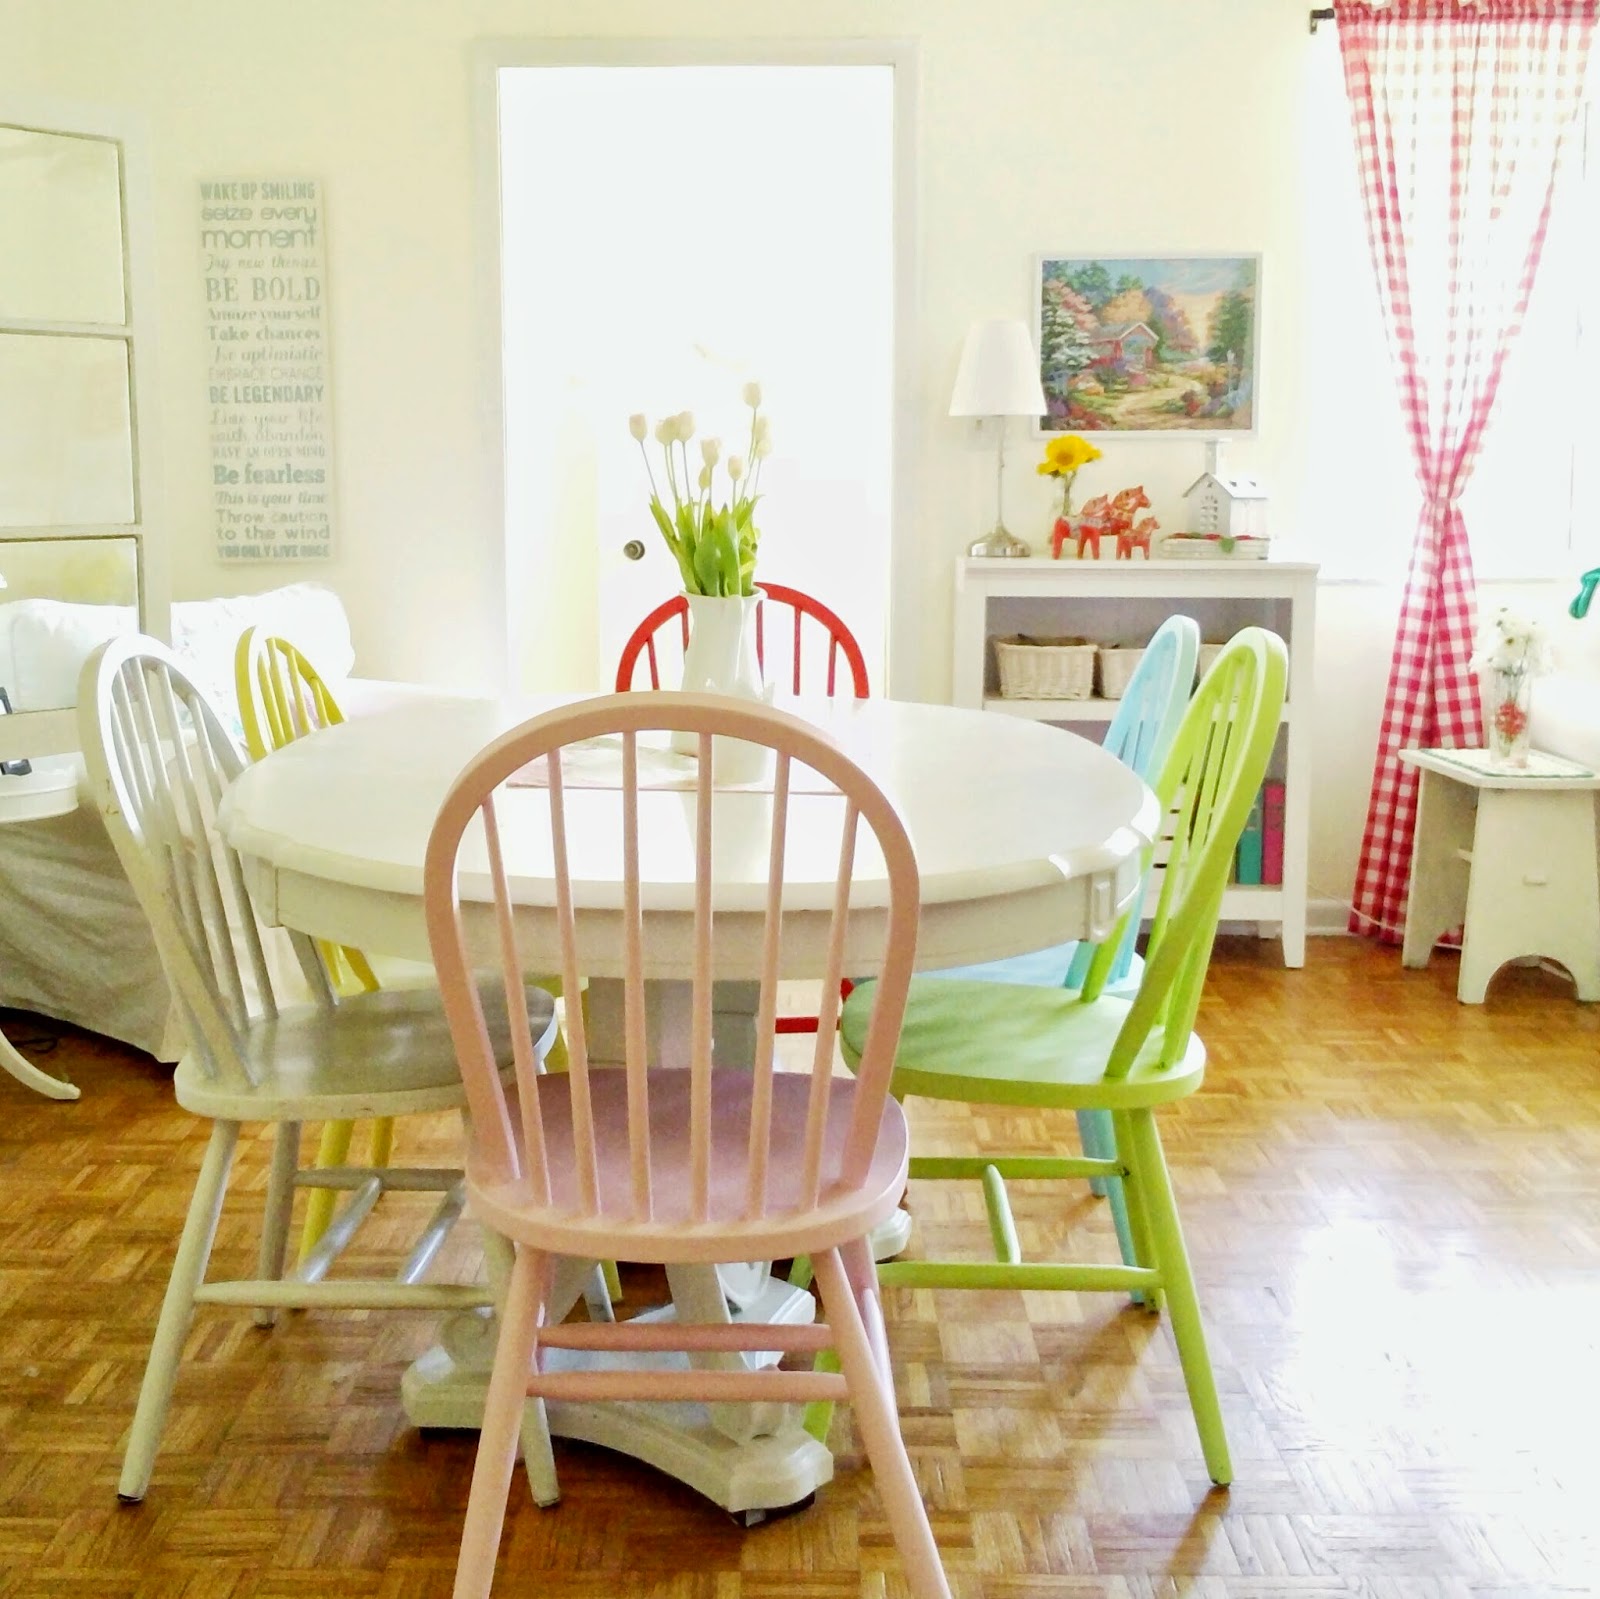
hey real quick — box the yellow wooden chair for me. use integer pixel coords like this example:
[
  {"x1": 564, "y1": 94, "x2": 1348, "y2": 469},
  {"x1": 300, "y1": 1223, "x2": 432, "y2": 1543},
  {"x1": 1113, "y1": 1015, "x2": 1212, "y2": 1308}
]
[
  {"x1": 233, "y1": 629, "x2": 592, "y2": 1273},
  {"x1": 235, "y1": 627, "x2": 398, "y2": 1259}
]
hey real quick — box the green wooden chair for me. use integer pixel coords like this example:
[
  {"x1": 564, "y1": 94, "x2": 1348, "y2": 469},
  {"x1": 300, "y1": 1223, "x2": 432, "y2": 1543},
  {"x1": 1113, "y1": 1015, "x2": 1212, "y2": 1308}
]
[
  {"x1": 922, "y1": 613, "x2": 1201, "y2": 1283},
  {"x1": 837, "y1": 626, "x2": 1289, "y2": 1485}
]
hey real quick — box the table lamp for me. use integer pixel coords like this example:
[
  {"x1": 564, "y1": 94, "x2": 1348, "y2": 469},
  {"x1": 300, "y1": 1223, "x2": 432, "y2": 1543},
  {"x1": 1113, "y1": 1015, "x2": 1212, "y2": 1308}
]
[{"x1": 949, "y1": 318, "x2": 1048, "y2": 558}]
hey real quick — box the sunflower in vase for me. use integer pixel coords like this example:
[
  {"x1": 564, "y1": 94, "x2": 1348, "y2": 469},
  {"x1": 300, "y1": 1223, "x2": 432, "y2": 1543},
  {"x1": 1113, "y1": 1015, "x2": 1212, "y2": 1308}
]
[{"x1": 1039, "y1": 434, "x2": 1103, "y2": 559}]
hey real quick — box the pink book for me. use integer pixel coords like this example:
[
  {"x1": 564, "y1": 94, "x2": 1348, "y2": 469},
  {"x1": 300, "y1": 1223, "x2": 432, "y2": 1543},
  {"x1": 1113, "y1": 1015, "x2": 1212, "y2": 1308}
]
[{"x1": 1261, "y1": 779, "x2": 1286, "y2": 886}]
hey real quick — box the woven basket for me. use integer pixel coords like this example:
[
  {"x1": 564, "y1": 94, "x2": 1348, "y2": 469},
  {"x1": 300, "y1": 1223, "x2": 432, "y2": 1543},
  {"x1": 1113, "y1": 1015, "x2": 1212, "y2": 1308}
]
[
  {"x1": 1096, "y1": 646, "x2": 1146, "y2": 700},
  {"x1": 993, "y1": 635, "x2": 1096, "y2": 699}
]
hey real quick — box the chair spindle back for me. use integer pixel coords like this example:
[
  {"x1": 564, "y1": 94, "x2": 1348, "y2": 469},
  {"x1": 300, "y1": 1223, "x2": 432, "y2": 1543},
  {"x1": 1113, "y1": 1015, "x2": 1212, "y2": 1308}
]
[
  {"x1": 235, "y1": 625, "x2": 347, "y2": 762},
  {"x1": 79, "y1": 637, "x2": 330, "y2": 1090},
  {"x1": 1080, "y1": 626, "x2": 1287, "y2": 1079},
  {"x1": 423, "y1": 691, "x2": 919, "y2": 1228},
  {"x1": 1062, "y1": 614, "x2": 1201, "y2": 991}
]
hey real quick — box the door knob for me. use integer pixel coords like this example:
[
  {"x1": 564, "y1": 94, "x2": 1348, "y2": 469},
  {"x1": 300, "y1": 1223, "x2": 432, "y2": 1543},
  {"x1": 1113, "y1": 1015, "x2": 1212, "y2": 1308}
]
[{"x1": 622, "y1": 539, "x2": 646, "y2": 561}]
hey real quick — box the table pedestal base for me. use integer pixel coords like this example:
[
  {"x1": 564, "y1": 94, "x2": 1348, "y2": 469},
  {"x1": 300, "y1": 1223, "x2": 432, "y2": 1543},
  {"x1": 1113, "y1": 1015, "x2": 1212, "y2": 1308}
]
[{"x1": 401, "y1": 1271, "x2": 833, "y2": 1516}]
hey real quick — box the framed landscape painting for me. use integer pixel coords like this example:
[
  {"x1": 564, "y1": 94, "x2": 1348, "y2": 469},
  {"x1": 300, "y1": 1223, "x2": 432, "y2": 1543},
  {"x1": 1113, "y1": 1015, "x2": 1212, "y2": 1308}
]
[{"x1": 1035, "y1": 253, "x2": 1260, "y2": 435}]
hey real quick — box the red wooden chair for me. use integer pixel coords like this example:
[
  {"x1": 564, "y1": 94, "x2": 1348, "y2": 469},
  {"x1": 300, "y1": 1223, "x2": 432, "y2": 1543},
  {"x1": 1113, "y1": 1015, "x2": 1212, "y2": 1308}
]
[
  {"x1": 615, "y1": 582, "x2": 870, "y2": 1036},
  {"x1": 614, "y1": 582, "x2": 869, "y2": 699}
]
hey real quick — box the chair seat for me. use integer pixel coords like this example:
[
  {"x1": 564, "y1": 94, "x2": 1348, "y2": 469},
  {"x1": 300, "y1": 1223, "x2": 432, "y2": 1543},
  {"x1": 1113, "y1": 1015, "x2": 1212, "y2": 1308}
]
[
  {"x1": 840, "y1": 977, "x2": 1206, "y2": 1109},
  {"x1": 923, "y1": 940, "x2": 1081, "y2": 987},
  {"x1": 922, "y1": 943, "x2": 1146, "y2": 995},
  {"x1": 175, "y1": 981, "x2": 557, "y2": 1121},
  {"x1": 467, "y1": 1067, "x2": 910, "y2": 1265}
]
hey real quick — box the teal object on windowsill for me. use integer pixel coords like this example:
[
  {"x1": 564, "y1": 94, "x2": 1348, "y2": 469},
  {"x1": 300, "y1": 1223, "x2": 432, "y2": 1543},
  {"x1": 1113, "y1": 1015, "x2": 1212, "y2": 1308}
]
[{"x1": 1570, "y1": 567, "x2": 1600, "y2": 619}]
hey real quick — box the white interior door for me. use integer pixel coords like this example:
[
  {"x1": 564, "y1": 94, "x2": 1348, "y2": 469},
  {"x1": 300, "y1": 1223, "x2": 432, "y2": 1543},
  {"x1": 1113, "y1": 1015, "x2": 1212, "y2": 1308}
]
[{"x1": 497, "y1": 59, "x2": 897, "y2": 695}]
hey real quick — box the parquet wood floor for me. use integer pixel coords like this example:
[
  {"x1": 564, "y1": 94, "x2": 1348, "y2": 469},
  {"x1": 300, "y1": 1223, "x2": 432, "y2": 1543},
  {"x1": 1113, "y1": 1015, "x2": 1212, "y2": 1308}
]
[{"x1": 3, "y1": 938, "x2": 1599, "y2": 1597}]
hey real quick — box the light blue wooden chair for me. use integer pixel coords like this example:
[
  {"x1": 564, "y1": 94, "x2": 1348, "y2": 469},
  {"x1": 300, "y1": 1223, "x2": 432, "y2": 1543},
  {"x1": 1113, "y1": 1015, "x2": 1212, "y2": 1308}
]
[{"x1": 925, "y1": 613, "x2": 1200, "y2": 1279}]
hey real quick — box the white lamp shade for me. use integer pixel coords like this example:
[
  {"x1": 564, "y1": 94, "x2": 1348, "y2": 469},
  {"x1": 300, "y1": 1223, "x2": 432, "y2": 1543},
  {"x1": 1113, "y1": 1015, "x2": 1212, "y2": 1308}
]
[{"x1": 948, "y1": 318, "x2": 1047, "y2": 418}]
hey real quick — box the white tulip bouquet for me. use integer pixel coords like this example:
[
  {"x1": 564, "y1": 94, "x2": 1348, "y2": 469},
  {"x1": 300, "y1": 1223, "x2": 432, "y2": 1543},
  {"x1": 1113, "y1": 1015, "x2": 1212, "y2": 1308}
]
[
  {"x1": 630, "y1": 383, "x2": 772, "y2": 598},
  {"x1": 1469, "y1": 606, "x2": 1552, "y2": 678}
]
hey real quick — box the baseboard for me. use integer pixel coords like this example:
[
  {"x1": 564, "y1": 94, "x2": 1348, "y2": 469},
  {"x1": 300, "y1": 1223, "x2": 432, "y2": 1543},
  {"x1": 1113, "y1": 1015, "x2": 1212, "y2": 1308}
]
[
  {"x1": 1307, "y1": 897, "x2": 1353, "y2": 937},
  {"x1": 1216, "y1": 898, "x2": 1352, "y2": 941}
]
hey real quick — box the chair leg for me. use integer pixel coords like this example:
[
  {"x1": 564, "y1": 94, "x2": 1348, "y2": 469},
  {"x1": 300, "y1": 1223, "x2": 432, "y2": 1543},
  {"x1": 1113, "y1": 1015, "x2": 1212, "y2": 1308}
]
[
  {"x1": 1122, "y1": 1109, "x2": 1232, "y2": 1487},
  {"x1": 119, "y1": 1120, "x2": 239, "y2": 1502},
  {"x1": 297, "y1": 1119, "x2": 354, "y2": 1264},
  {"x1": 801, "y1": 1346, "x2": 842, "y2": 1442},
  {"x1": 799, "y1": 1232, "x2": 884, "y2": 1449},
  {"x1": 454, "y1": 1247, "x2": 549, "y2": 1599},
  {"x1": 811, "y1": 1246, "x2": 951, "y2": 1599},
  {"x1": 1112, "y1": 1108, "x2": 1162, "y2": 1311},
  {"x1": 1080, "y1": 1107, "x2": 1143, "y2": 1302},
  {"x1": 531, "y1": 974, "x2": 570, "y2": 1073},
  {"x1": 837, "y1": 1234, "x2": 895, "y2": 1392},
  {"x1": 480, "y1": 1229, "x2": 559, "y2": 1509},
  {"x1": 253, "y1": 1120, "x2": 300, "y2": 1328},
  {"x1": 368, "y1": 1116, "x2": 395, "y2": 1169},
  {"x1": 580, "y1": 1262, "x2": 615, "y2": 1323},
  {"x1": 1077, "y1": 1108, "x2": 1113, "y2": 1197}
]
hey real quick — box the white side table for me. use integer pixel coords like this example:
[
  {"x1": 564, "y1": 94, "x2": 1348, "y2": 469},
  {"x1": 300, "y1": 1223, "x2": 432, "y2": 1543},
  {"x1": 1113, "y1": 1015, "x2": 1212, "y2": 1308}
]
[
  {"x1": 0, "y1": 757, "x2": 82, "y2": 1099},
  {"x1": 1399, "y1": 747, "x2": 1600, "y2": 1004}
]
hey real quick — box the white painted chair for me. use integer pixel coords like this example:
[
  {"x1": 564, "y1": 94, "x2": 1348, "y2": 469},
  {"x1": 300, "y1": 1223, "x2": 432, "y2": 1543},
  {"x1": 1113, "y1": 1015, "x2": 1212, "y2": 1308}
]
[{"x1": 78, "y1": 636, "x2": 559, "y2": 1503}]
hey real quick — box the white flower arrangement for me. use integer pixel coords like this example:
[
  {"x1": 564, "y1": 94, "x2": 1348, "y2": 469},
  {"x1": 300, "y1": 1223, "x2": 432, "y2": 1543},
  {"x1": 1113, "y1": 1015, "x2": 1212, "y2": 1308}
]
[
  {"x1": 1469, "y1": 606, "x2": 1553, "y2": 678},
  {"x1": 629, "y1": 382, "x2": 771, "y2": 597}
]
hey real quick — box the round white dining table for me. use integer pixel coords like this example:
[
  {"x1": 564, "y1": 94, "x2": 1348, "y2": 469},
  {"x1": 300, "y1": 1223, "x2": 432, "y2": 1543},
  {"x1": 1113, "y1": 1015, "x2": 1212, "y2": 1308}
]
[
  {"x1": 221, "y1": 691, "x2": 1157, "y2": 977},
  {"x1": 218, "y1": 689, "x2": 1158, "y2": 1517}
]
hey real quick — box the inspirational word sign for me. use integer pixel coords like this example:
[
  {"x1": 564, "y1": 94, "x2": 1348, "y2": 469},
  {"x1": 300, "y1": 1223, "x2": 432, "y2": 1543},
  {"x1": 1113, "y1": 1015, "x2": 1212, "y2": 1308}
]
[{"x1": 200, "y1": 177, "x2": 333, "y2": 562}]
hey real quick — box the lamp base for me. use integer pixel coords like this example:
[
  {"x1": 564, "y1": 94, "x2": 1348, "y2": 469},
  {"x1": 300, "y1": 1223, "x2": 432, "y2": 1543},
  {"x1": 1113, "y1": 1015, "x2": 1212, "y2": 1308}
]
[{"x1": 967, "y1": 524, "x2": 1033, "y2": 559}]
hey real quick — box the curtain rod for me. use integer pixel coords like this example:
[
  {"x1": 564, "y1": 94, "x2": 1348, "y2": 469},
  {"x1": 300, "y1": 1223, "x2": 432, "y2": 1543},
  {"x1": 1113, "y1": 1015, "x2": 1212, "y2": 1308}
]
[{"x1": 1310, "y1": 7, "x2": 1335, "y2": 31}]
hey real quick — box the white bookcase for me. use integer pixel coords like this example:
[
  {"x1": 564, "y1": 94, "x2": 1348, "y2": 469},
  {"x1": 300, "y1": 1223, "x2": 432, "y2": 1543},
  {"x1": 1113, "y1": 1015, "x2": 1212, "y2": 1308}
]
[{"x1": 952, "y1": 556, "x2": 1318, "y2": 967}]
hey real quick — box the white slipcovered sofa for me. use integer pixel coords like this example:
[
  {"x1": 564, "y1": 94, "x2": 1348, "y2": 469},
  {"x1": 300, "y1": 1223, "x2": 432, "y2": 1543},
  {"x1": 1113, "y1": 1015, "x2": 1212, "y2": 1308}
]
[{"x1": 0, "y1": 582, "x2": 399, "y2": 1061}]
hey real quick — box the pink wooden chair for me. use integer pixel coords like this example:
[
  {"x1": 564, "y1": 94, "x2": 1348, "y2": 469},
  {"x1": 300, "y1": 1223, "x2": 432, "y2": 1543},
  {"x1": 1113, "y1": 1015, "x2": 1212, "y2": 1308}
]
[{"x1": 423, "y1": 691, "x2": 949, "y2": 1599}]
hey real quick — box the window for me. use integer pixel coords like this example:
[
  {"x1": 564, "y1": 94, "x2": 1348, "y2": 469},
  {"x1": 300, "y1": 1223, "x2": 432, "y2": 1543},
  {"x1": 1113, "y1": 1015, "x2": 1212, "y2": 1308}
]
[
  {"x1": 1298, "y1": 44, "x2": 1599, "y2": 583},
  {"x1": 0, "y1": 101, "x2": 165, "y2": 758}
]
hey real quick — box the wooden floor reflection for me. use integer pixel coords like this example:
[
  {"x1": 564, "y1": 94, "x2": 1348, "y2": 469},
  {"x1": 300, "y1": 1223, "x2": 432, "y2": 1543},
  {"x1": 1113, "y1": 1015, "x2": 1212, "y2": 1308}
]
[{"x1": 2, "y1": 936, "x2": 1598, "y2": 1597}]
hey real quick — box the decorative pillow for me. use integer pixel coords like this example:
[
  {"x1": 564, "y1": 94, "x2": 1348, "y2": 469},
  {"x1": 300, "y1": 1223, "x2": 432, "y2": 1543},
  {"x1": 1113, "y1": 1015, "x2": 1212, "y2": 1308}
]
[
  {"x1": 172, "y1": 583, "x2": 356, "y2": 714},
  {"x1": 0, "y1": 583, "x2": 355, "y2": 720},
  {"x1": 4, "y1": 598, "x2": 139, "y2": 711}
]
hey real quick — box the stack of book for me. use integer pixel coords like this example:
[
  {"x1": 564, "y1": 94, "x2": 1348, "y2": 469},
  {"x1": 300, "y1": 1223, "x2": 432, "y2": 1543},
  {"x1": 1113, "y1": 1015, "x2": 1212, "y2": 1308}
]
[{"x1": 1234, "y1": 779, "x2": 1285, "y2": 885}]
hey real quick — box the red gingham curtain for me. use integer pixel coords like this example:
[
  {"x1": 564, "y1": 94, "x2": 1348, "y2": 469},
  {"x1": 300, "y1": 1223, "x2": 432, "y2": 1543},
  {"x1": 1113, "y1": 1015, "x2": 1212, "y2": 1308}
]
[{"x1": 1339, "y1": 0, "x2": 1596, "y2": 942}]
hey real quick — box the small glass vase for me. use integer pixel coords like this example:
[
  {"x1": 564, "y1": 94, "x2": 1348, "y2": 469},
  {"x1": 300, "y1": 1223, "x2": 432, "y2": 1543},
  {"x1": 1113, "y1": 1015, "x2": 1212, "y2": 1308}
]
[{"x1": 1483, "y1": 666, "x2": 1533, "y2": 769}]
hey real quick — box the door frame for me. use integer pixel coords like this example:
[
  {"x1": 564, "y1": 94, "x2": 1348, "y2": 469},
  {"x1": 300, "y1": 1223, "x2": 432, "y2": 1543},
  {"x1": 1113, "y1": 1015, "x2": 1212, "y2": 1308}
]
[{"x1": 472, "y1": 37, "x2": 921, "y2": 698}]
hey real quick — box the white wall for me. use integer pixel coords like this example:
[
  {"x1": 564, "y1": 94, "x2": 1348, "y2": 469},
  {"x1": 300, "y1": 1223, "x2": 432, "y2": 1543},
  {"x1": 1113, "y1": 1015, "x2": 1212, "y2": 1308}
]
[{"x1": 3, "y1": 0, "x2": 1573, "y2": 921}]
